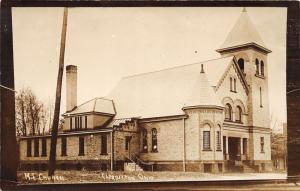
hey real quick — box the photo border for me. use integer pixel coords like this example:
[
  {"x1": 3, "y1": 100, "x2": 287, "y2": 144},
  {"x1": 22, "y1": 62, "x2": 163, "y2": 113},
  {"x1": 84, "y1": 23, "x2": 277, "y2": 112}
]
[{"x1": 1, "y1": 0, "x2": 299, "y2": 190}]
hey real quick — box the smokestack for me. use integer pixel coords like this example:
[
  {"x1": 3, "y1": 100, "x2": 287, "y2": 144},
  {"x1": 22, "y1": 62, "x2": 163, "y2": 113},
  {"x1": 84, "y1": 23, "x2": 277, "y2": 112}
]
[{"x1": 66, "y1": 65, "x2": 77, "y2": 111}]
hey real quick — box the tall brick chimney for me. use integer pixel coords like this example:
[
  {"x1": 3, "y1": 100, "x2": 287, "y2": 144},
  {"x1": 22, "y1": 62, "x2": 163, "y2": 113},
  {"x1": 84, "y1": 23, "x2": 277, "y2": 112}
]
[{"x1": 66, "y1": 65, "x2": 77, "y2": 111}]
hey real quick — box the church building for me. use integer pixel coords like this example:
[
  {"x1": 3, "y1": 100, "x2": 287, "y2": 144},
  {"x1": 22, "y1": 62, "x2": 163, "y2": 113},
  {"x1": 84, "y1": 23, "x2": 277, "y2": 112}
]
[{"x1": 18, "y1": 8, "x2": 272, "y2": 173}]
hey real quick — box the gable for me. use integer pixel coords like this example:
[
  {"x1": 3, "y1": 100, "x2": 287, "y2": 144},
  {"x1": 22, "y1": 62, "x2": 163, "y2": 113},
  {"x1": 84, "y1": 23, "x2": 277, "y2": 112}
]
[
  {"x1": 215, "y1": 59, "x2": 249, "y2": 95},
  {"x1": 216, "y1": 61, "x2": 249, "y2": 102}
]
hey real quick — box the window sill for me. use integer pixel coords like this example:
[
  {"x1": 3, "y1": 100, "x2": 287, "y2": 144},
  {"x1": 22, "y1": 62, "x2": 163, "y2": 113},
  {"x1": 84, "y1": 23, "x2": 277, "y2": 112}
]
[
  {"x1": 141, "y1": 151, "x2": 148, "y2": 153},
  {"x1": 225, "y1": 120, "x2": 244, "y2": 125},
  {"x1": 151, "y1": 150, "x2": 158, "y2": 153},
  {"x1": 100, "y1": 153, "x2": 108, "y2": 155},
  {"x1": 230, "y1": 90, "x2": 237, "y2": 93},
  {"x1": 216, "y1": 149, "x2": 222, "y2": 152},
  {"x1": 78, "y1": 154, "x2": 85, "y2": 156},
  {"x1": 61, "y1": 154, "x2": 67, "y2": 157},
  {"x1": 202, "y1": 149, "x2": 212, "y2": 151},
  {"x1": 255, "y1": 74, "x2": 265, "y2": 79}
]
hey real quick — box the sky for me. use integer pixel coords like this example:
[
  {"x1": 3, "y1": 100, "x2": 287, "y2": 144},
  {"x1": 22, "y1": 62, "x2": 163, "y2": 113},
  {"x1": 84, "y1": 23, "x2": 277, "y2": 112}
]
[{"x1": 12, "y1": 7, "x2": 287, "y2": 129}]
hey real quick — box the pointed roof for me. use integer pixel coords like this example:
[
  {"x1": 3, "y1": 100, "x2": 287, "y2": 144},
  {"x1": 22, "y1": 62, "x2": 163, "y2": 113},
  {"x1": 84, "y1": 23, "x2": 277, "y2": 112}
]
[
  {"x1": 184, "y1": 64, "x2": 223, "y2": 108},
  {"x1": 64, "y1": 97, "x2": 115, "y2": 116},
  {"x1": 217, "y1": 8, "x2": 271, "y2": 53},
  {"x1": 106, "y1": 57, "x2": 233, "y2": 119}
]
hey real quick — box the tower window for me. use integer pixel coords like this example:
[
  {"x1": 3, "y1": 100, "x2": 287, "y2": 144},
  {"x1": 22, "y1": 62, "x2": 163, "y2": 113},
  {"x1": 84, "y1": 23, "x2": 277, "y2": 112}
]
[
  {"x1": 235, "y1": 106, "x2": 242, "y2": 122},
  {"x1": 230, "y1": 77, "x2": 232, "y2": 91},
  {"x1": 260, "y1": 137, "x2": 265, "y2": 153},
  {"x1": 261, "y1": 61, "x2": 264, "y2": 76},
  {"x1": 255, "y1": 59, "x2": 259, "y2": 75},
  {"x1": 225, "y1": 103, "x2": 232, "y2": 121},
  {"x1": 238, "y1": 58, "x2": 245, "y2": 73},
  {"x1": 260, "y1": 87, "x2": 263, "y2": 107},
  {"x1": 151, "y1": 128, "x2": 158, "y2": 152}
]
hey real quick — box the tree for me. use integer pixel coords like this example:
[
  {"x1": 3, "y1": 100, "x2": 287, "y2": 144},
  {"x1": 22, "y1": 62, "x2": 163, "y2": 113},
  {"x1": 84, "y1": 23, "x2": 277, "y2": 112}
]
[{"x1": 15, "y1": 87, "x2": 51, "y2": 136}]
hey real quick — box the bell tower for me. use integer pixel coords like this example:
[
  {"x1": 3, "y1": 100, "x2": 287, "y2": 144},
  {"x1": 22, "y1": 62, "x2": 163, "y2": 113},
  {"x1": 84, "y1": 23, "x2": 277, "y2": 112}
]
[{"x1": 216, "y1": 8, "x2": 272, "y2": 128}]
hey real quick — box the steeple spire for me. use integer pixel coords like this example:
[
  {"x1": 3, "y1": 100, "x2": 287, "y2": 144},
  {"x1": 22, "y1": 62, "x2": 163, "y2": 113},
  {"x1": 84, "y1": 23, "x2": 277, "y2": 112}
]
[{"x1": 216, "y1": 8, "x2": 271, "y2": 54}]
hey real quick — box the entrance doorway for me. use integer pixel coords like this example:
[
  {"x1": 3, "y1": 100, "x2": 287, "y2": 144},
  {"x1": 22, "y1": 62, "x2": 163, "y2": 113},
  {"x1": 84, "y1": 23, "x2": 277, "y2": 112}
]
[{"x1": 228, "y1": 137, "x2": 240, "y2": 161}]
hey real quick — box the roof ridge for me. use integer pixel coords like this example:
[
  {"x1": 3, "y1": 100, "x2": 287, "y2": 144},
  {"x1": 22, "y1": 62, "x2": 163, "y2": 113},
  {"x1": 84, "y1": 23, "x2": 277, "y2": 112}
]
[
  {"x1": 97, "y1": 97, "x2": 114, "y2": 102},
  {"x1": 123, "y1": 56, "x2": 233, "y2": 79},
  {"x1": 74, "y1": 97, "x2": 97, "y2": 109}
]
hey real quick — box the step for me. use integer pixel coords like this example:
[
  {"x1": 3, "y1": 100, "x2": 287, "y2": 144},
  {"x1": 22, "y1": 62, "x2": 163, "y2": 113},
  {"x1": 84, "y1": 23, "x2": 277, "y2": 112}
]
[{"x1": 124, "y1": 162, "x2": 143, "y2": 172}]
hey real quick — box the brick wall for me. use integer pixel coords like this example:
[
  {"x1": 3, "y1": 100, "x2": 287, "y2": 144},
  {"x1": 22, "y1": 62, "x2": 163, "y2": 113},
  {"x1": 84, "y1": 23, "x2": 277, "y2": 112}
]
[
  {"x1": 185, "y1": 108, "x2": 224, "y2": 161},
  {"x1": 139, "y1": 119, "x2": 184, "y2": 162},
  {"x1": 19, "y1": 132, "x2": 112, "y2": 162}
]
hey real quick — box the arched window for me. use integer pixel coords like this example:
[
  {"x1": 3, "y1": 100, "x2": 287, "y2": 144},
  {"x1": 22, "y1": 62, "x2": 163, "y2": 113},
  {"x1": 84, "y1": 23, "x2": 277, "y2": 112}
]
[
  {"x1": 238, "y1": 58, "x2": 245, "y2": 73},
  {"x1": 151, "y1": 128, "x2": 158, "y2": 152},
  {"x1": 260, "y1": 61, "x2": 264, "y2": 76},
  {"x1": 225, "y1": 103, "x2": 232, "y2": 121},
  {"x1": 142, "y1": 129, "x2": 148, "y2": 152},
  {"x1": 203, "y1": 124, "x2": 211, "y2": 150},
  {"x1": 235, "y1": 106, "x2": 242, "y2": 122},
  {"x1": 230, "y1": 77, "x2": 232, "y2": 91},
  {"x1": 216, "y1": 125, "x2": 222, "y2": 151},
  {"x1": 255, "y1": 59, "x2": 259, "y2": 75}
]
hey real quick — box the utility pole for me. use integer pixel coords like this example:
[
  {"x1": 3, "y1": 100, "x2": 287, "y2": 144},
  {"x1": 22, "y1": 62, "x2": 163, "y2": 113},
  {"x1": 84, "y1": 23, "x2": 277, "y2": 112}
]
[{"x1": 48, "y1": 7, "x2": 68, "y2": 176}]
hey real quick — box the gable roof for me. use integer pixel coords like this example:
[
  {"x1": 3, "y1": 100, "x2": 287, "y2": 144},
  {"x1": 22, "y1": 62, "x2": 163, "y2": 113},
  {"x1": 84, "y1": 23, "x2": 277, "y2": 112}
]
[
  {"x1": 217, "y1": 8, "x2": 271, "y2": 53},
  {"x1": 106, "y1": 56, "x2": 234, "y2": 119},
  {"x1": 64, "y1": 97, "x2": 115, "y2": 116}
]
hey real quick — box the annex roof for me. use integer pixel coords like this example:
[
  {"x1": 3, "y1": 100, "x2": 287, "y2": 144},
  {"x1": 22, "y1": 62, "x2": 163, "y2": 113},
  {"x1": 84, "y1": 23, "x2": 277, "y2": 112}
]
[
  {"x1": 105, "y1": 56, "x2": 234, "y2": 119},
  {"x1": 64, "y1": 97, "x2": 115, "y2": 116}
]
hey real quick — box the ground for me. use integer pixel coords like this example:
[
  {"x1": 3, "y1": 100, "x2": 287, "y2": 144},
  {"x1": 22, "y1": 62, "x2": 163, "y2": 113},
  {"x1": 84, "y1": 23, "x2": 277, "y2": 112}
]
[{"x1": 18, "y1": 170, "x2": 287, "y2": 184}]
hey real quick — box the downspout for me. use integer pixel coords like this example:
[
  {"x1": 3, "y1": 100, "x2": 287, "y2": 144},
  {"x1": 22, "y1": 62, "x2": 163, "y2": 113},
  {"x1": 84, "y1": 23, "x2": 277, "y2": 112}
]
[
  {"x1": 110, "y1": 131, "x2": 113, "y2": 171},
  {"x1": 213, "y1": 110, "x2": 216, "y2": 162},
  {"x1": 183, "y1": 118, "x2": 186, "y2": 172}
]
